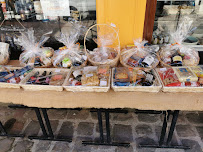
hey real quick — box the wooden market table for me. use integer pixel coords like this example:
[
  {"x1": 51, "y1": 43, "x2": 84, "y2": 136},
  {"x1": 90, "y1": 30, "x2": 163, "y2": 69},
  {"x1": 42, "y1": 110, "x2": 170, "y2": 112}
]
[{"x1": 1, "y1": 60, "x2": 203, "y2": 149}]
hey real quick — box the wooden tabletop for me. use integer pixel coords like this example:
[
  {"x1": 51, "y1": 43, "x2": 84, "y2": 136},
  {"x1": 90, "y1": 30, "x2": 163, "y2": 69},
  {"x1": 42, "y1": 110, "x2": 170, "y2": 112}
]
[{"x1": 0, "y1": 60, "x2": 202, "y2": 111}]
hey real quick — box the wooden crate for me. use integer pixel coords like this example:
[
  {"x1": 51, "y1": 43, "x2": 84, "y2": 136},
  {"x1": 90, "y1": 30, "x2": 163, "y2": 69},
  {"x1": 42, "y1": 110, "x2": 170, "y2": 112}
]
[
  {"x1": 63, "y1": 68, "x2": 111, "y2": 92},
  {"x1": 20, "y1": 68, "x2": 70, "y2": 91},
  {"x1": 111, "y1": 68, "x2": 162, "y2": 92}
]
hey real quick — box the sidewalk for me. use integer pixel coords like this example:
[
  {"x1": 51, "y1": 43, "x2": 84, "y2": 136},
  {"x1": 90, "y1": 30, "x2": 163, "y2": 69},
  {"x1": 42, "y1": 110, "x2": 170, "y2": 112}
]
[{"x1": 0, "y1": 104, "x2": 202, "y2": 152}]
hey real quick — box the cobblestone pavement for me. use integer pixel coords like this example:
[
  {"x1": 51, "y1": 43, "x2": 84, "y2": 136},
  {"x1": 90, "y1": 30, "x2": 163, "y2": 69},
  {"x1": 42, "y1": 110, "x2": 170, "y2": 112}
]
[{"x1": 0, "y1": 104, "x2": 203, "y2": 152}]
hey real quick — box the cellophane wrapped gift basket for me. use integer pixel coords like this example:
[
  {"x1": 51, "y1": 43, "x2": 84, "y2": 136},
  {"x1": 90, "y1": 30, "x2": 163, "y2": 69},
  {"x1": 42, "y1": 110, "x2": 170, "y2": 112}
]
[
  {"x1": 84, "y1": 24, "x2": 120, "y2": 67},
  {"x1": 158, "y1": 17, "x2": 199, "y2": 67},
  {"x1": 52, "y1": 23, "x2": 87, "y2": 69},
  {"x1": 17, "y1": 28, "x2": 54, "y2": 68},
  {"x1": 120, "y1": 38, "x2": 159, "y2": 70}
]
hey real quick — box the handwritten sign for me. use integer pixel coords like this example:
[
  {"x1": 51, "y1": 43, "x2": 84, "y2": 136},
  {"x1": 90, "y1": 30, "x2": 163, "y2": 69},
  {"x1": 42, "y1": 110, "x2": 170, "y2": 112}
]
[{"x1": 40, "y1": 0, "x2": 70, "y2": 16}]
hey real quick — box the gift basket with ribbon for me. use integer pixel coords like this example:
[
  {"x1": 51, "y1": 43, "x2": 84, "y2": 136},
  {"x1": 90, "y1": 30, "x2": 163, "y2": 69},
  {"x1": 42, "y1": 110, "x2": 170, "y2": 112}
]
[
  {"x1": 52, "y1": 23, "x2": 87, "y2": 69},
  {"x1": 84, "y1": 24, "x2": 120, "y2": 67},
  {"x1": 120, "y1": 38, "x2": 159, "y2": 70},
  {"x1": 17, "y1": 28, "x2": 54, "y2": 68},
  {"x1": 157, "y1": 17, "x2": 199, "y2": 67}
]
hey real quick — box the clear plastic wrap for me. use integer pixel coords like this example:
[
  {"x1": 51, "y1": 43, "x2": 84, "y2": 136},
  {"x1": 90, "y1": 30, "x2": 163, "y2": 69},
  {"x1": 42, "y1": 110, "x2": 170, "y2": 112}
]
[
  {"x1": 120, "y1": 38, "x2": 159, "y2": 68},
  {"x1": 53, "y1": 23, "x2": 87, "y2": 69},
  {"x1": 17, "y1": 28, "x2": 53, "y2": 67},
  {"x1": 159, "y1": 17, "x2": 199, "y2": 67},
  {"x1": 157, "y1": 67, "x2": 200, "y2": 87},
  {"x1": 0, "y1": 42, "x2": 10, "y2": 65},
  {"x1": 84, "y1": 24, "x2": 120, "y2": 67},
  {"x1": 113, "y1": 67, "x2": 157, "y2": 87},
  {"x1": 68, "y1": 65, "x2": 110, "y2": 87}
]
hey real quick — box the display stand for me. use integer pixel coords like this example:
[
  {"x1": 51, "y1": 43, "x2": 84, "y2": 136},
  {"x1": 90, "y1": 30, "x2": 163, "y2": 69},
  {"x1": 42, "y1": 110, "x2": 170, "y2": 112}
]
[
  {"x1": 139, "y1": 110, "x2": 190, "y2": 150},
  {"x1": 82, "y1": 109, "x2": 130, "y2": 147},
  {"x1": 0, "y1": 121, "x2": 24, "y2": 138},
  {"x1": 8, "y1": 105, "x2": 72, "y2": 142}
]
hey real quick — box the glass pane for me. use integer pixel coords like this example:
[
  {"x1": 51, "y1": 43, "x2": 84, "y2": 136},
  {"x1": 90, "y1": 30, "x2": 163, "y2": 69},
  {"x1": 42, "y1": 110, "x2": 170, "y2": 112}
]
[
  {"x1": 0, "y1": 0, "x2": 96, "y2": 59},
  {"x1": 153, "y1": 0, "x2": 203, "y2": 46}
]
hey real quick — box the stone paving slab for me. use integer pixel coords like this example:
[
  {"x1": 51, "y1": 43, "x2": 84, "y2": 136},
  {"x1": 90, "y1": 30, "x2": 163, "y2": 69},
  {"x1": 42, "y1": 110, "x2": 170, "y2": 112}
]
[{"x1": 0, "y1": 106, "x2": 202, "y2": 152}]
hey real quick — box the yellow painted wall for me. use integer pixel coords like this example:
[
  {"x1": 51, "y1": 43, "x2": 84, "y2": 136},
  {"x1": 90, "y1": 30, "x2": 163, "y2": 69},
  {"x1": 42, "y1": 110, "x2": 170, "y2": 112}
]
[{"x1": 96, "y1": 0, "x2": 147, "y2": 48}]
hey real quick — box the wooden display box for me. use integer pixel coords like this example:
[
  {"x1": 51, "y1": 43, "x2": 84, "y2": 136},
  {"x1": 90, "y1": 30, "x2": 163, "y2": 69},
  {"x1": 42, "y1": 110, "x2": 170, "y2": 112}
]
[
  {"x1": 111, "y1": 68, "x2": 162, "y2": 92},
  {"x1": 156, "y1": 68, "x2": 203, "y2": 93},
  {"x1": 20, "y1": 68, "x2": 70, "y2": 91},
  {"x1": 63, "y1": 68, "x2": 111, "y2": 92},
  {"x1": 0, "y1": 66, "x2": 30, "y2": 89}
]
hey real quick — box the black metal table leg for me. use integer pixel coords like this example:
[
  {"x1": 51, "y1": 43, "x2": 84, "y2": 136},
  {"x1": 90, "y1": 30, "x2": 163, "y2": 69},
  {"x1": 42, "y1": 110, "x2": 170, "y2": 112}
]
[
  {"x1": 28, "y1": 108, "x2": 71, "y2": 142},
  {"x1": 139, "y1": 110, "x2": 190, "y2": 150},
  {"x1": 82, "y1": 109, "x2": 130, "y2": 147},
  {"x1": 0, "y1": 120, "x2": 24, "y2": 138}
]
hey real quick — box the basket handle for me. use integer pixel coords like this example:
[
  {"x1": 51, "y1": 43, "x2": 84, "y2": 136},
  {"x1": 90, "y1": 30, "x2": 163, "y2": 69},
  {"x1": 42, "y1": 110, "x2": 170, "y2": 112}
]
[{"x1": 84, "y1": 24, "x2": 120, "y2": 56}]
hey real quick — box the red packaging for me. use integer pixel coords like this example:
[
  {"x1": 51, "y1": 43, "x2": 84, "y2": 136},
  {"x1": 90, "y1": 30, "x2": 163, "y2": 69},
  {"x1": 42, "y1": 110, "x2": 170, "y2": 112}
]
[{"x1": 157, "y1": 68, "x2": 181, "y2": 87}]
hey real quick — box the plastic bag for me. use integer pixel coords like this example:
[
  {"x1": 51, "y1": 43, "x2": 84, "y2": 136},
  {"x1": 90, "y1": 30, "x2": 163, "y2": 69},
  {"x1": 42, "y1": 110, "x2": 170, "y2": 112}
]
[
  {"x1": 120, "y1": 38, "x2": 159, "y2": 68},
  {"x1": 0, "y1": 42, "x2": 10, "y2": 65},
  {"x1": 85, "y1": 24, "x2": 120, "y2": 66},
  {"x1": 159, "y1": 17, "x2": 199, "y2": 67},
  {"x1": 17, "y1": 28, "x2": 53, "y2": 67},
  {"x1": 53, "y1": 23, "x2": 87, "y2": 69}
]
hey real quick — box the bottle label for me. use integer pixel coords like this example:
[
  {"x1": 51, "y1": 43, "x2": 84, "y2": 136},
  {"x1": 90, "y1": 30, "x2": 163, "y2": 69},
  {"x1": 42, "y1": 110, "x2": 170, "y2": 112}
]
[
  {"x1": 173, "y1": 56, "x2": 182, "y2": 62},
  {"x1": 143, "y1": 55, "x2": 154, "y2": 66},
  {"x1": 146, "y1": 74, "x2": 153, "y2": 82}
]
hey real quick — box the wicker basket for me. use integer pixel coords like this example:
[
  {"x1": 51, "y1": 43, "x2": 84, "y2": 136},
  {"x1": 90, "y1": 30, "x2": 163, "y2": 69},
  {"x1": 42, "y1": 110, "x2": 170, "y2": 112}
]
[
  {"x1": 155, "y1": 68, "x2": 203, "y2": 92},
  {"x1": 120, "y1": 48, "x2": 159, "y2": 71},
  {"x1": 0, "y1": 66, "x2": 30, "y2": 89},
  {"x1": 20, "y1": 47, "x2": 54, "y2": 68},
  {"x1": 20, "y1": 68, "x2": 70, "y2": 91},
  {"x1": 84, "y1": 24, "x2": 120, "y2": 67},
  {"x1": 157, "y1": 47, "x2": 200, "y2": 68},
  {"x1": 111, "y1": 68, "x2": 162, "y2": 92},
  {"x1": 63, "y1": 68, "x2": 111, "y2": 92}
]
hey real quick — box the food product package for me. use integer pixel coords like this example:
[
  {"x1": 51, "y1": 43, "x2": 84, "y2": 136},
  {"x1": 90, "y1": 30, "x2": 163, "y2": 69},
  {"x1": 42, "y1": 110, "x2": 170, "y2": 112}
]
[{"x1": 17, "y1": 28, "x2": 53, "y2": 67}]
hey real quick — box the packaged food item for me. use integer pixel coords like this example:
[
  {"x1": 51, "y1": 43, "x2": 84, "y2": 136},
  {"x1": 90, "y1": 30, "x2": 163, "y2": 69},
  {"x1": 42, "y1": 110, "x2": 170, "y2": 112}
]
[
  {"x1": 0, "y1": 66, "x2": 33, "y2": 83},
  {"x1": 26, "y1": 70, "x2": 66, "y2": 86},
  {"x1": 17, "y1": 28, "x2": 53, "y2": 67},
  {"x1": 190, "y1": 66, "x2": 203, "y2": 78},
  {"x1": 0, "y1": 42, "x2": 10, "y2": 65},
  {"x1": 53, "y1": 23, "x2": 87, "y2": 69},
  {"x1": 114, "y1": 67, "x2": 156, "y2": 87},
  {"x1": 120, "y1": 39, "x2": 159, "y2": 69},
  {"x1": 157, "y1": 68, "x2": 181, "y2": 87},
  {"x1": 173, "y1": 67, "x2": 198, "y2": 82},
  {"x1": 84, "y1": 24, "x2": 120, "y2": 67},
  {"x1": 159, "y1": 17, "x2": 199, "y2": 67},
  {"x1": 68, "y1": 66, "x2": 110, "y2": 87}
]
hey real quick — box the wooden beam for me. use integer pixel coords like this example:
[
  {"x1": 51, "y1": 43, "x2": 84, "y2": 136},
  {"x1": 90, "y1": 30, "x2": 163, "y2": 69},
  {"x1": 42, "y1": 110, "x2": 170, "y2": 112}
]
[{"x1": 143, "y1": 0, "x2": 157, "y2": 42}]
